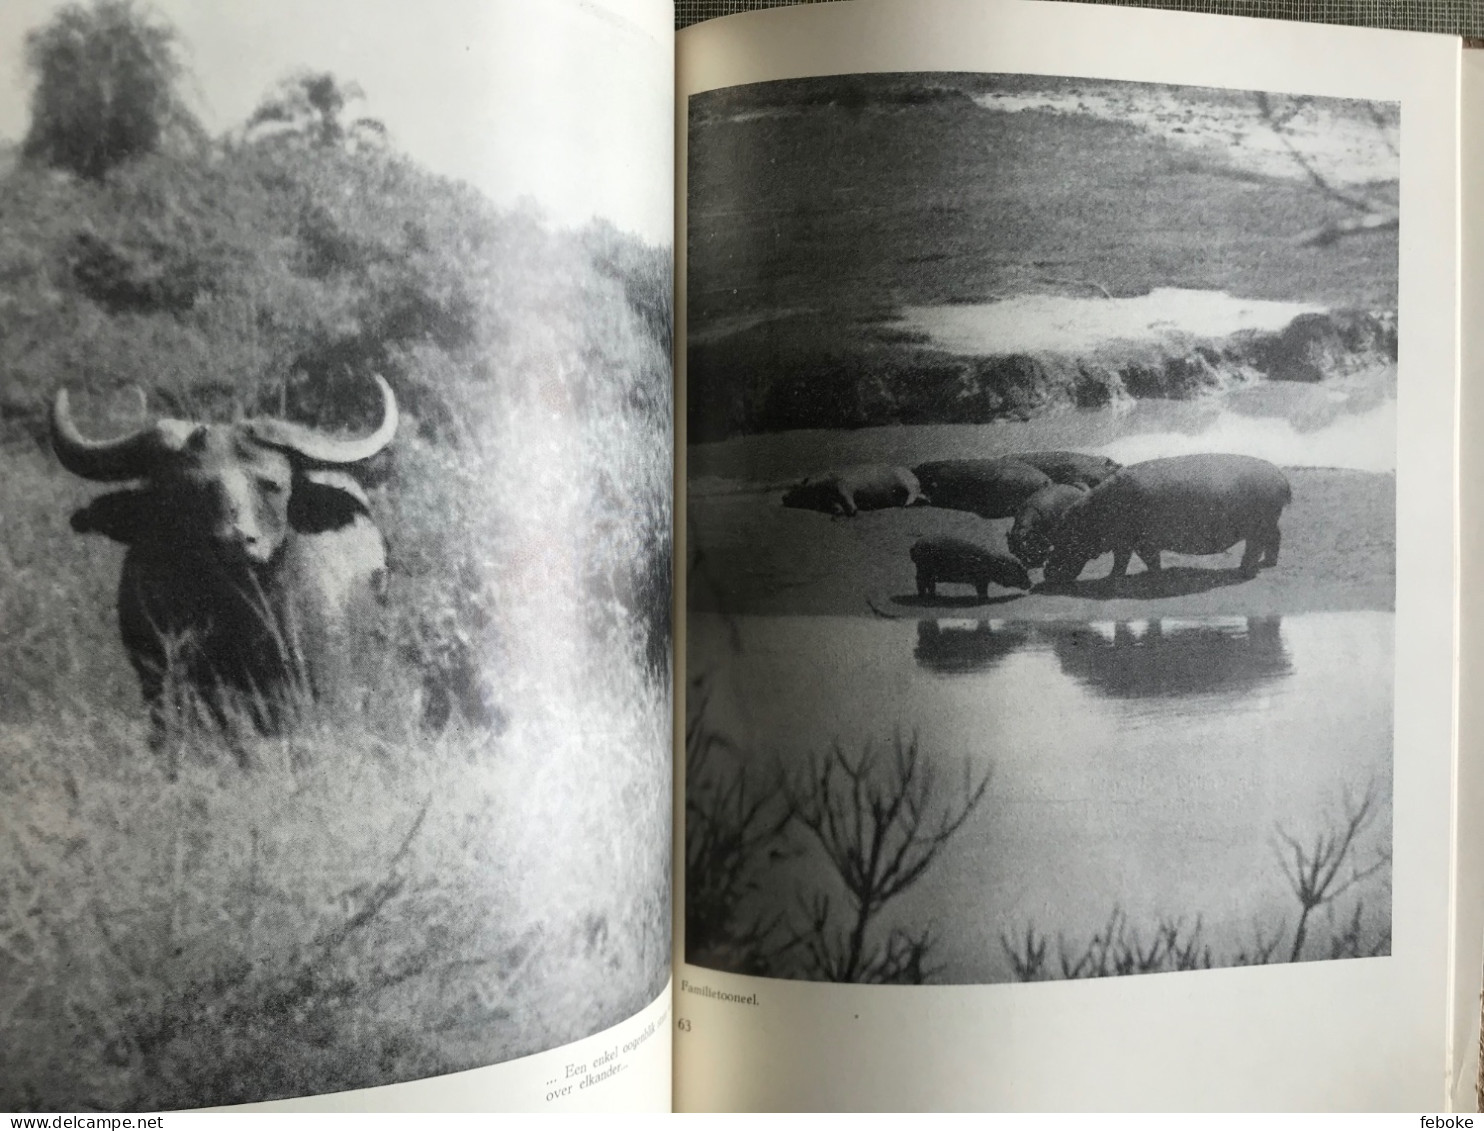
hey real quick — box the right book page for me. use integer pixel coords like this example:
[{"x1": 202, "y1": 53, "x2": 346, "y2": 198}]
[
  {"x1": 1455, "y1": 42, "x2": 1484, "y2": 1116},
  {"x1": 676, "y1": 0, "x2": 1464, "y2": 1110}
]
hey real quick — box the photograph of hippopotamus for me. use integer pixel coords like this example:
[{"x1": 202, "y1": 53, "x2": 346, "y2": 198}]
[
  {"x1": 688, "y1": 71, "x2": 1396, "y2": 622},
  {"x1": 686, "y1": 70, "x2": 1396, "y2": 988},
  {"x1": 1040, "y1": 454, "x2": 1292, "y2": 587},
  {"x1": 0, "y1": 0, "x2": 672, "y2": 1111},
  {"x1": 910, "y1": 535, "x2": 1031, "y2": 599},
  {"x1": 781, "y1": 463, "x2": 926, "y2": 515}
]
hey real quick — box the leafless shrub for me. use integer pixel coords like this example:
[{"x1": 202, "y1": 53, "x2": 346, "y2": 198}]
[
  {"x1": 1272, "y1": 779, "x2": 1389, "y2": 962},
  {"x1": 1002, "y1": 780, "x2": 1390, "y2": 980},
  {"x1": 1232, "y1": 921, "x2": 1286, "y2": 967},
  {"x1": 1002, "y1": 910, "x2": 1212, "y2": 982},
  {"x1": 683, "y1": 679, "x2": 796, "y2": 974},
  {"x1": 781, "y1": 732, "x2": 990, "y2": 983}
]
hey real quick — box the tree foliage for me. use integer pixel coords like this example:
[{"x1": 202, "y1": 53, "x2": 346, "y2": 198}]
[
  {"x1": 246, "y1": 71, "x2": 387, "y2": 152},
  {"x1": 22, "y1": 0, "x2": 201, "y2": 180}
]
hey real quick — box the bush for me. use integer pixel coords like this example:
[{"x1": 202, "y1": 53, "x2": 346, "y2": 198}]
[
  {"x1": 22, "y1": 0, "x2": 203, "y2": 180},
  {"x1": 0, "y1": 46, "x2": 673, "y2": 1105}
]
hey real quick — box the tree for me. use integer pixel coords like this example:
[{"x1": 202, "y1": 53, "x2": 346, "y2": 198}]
[
  {"x1": 22, "y1": 0, "x2": 200, "y2": 180},
  {"x1": 245, "y1": 71, "x2": 387, "y2": 152}
]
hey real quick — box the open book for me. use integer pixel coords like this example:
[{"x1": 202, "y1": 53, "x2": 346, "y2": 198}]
[{"x1": 2, "y1": 0, "x2": 1479, "y2": 1114}]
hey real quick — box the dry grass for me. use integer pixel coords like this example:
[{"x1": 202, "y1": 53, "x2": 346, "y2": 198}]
[{"x1": 0, "y1": 149, "x2": 672, "y2": 1107}]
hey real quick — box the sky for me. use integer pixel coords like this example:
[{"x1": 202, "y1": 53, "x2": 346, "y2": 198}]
[{"x1": 0, "y1": 0, "x2": 674, "y2": 243}]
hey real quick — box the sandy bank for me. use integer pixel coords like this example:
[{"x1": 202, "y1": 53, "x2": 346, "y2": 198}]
[{"x1": 686, "y1": 466, "x2": 1393, "y2": 619}]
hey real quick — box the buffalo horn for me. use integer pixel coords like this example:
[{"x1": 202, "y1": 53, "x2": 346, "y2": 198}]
[
  {"x1": 250, "y1": 374, "x2": 398, "y2": 465},
  {"x1": 50, "y1": 389, "x2": 189, "y2": 482}
]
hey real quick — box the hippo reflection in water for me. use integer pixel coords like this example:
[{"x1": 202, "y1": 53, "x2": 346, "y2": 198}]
[
  {"x1": 914, "y1": 619, "x2": 1032, "y2": 676},
  {"x1": 1046, "y1": 617, "x2": 1291, "y2": 700}
]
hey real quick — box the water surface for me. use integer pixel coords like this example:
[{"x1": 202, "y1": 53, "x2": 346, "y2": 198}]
[{"x1": 689, "y1": 610, "x2": 1393, "y2": 981}]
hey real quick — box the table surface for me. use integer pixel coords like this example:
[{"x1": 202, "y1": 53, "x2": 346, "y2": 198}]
[{"x1": 675, "y1": 0, "x2": 1483, "y2": 38}]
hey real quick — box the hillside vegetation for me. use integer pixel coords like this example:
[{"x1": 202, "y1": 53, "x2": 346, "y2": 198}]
[{"x1": 0, "y1": 12, "x2": 671, "y2": 1109}]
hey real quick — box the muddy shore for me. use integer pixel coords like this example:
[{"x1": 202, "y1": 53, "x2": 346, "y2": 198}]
[{"x1": 686, "y1": 465, "x2": 1394, "y2": 619}]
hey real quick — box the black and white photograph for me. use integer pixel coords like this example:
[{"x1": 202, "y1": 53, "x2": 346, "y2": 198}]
[
  {"x1": 685, "y1": 73, "x2": 1396, "y2": 983},
  {"x1": 0, "y1": 0, "x2": 672, "y2": 1110}
]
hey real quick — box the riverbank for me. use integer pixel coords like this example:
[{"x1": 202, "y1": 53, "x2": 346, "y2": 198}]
[{"x1": 686, "y1": 465, "x2": 1393, "y2": 619}]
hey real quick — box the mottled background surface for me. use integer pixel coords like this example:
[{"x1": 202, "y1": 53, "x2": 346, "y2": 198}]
[{"x1": 677, "y1": 0, "x2": 1482, "y2": 37}]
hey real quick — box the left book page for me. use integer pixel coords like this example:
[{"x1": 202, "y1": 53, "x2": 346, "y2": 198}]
[{"x1": 0, "y1": 0, "x2": 673, "y2": 1113}]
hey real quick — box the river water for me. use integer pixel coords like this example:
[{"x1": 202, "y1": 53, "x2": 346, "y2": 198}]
[
  {"x1": 687, "y1": 360, "x2": 1397, "y2": 491},
  {"x1": 688, "y1": 609, "x2": 1393, "y2": 982}
]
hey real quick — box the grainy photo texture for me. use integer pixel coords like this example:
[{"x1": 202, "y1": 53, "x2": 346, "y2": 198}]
[
  {"x1": 686, "y1": 74, "x2": 1394, "y2": 984},
  {"x1": 1, "y1": 0, "x2": 671, "y2": 1109}
]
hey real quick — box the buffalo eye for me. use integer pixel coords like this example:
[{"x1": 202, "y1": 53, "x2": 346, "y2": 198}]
[{"x1": 257, "y1": 475, "x2": 288, "y2": 496}]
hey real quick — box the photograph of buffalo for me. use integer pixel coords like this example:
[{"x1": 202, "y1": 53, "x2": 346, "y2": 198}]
[
  {"x1": 51, "y1": 374, "x2": 401, "y2": 735},
  {"x1": 684, "y1": 72, "x2": 1395, "y2": 985},
  {"x1": 1, "y1": 0, "x2": 670, "y2": 1111}
]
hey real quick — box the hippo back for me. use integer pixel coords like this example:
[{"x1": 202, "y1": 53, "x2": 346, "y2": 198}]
[
  {"x1": 1008, "y1": 451, "x2": 1120, "y2": 489},
  {"x1": 911, "y1": 458, "x2": 1051, "y2": 519},
  {"x1": 1045, "y1": 454, "x2": 1291, "y2": 582}
]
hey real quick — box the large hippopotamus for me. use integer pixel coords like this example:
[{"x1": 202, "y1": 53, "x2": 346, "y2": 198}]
[
  {"x1": 911, "y1": 458, "x2": 1051, "y2": 519},
  {"x1": 910, "y1": 536, "x2": 1032, "y2": 598},
  {"x1": 1042, "y1": 454, "x2": 1292, "y2": 585},
  {"x1": 1008, "y1": 483, "x2": 1089, "y2": 568},
  {"x1": 781, "y1": 464, "x2": 924, "y2": 516},
  {"x1": 1007, "y1": 451, "x2": 1121, "y2": 489}
]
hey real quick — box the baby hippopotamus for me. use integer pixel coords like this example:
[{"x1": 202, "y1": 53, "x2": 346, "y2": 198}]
[{"x1": 910, "y1": 536, "x2": 1032, "y2": 599}]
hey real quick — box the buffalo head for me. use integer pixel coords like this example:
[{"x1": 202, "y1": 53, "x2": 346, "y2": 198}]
[
  {"x1": 52, "y1": 375, "x2": 397, "y2": 566},
  {"x1": 52, "y1": 375, "x2": 398, "y2": 734}
]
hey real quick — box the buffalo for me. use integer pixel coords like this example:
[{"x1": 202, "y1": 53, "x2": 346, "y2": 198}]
[
  {"x1": 1042, "y1": 453, "x2": 1292, "y2": 585},
  {"x1": 52, "y1": 374, "x2": 399, "y2": 732}
]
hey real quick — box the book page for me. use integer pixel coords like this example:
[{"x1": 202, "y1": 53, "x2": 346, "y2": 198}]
[
  {"x1": 0, "y1": 0, "x2": 673, "y2": 1112},
  {"x1": 676, "y1": 0, "x2": 1460, "y2": 1110},
  {"x1": 1453, "y1": 44, "x2": 1484, "y2": 1116}
]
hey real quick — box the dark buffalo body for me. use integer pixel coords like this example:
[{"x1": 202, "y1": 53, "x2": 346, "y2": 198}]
[
  {"x1": 911, "y1": 458, "x2": 1051, "y2": 519},
  {"x1": 782, "y1": 464, "x2": 923, "y2": 517},
  {"x1": 1043, "y1": 453, "x2": 1292, "y2": 584},
  {"x1": 1007, "y1": 450, "x2": 1121, "y2": 489},
  {"x1": 1009, "y1": 482, "x2": 1089, "y2": 568},
  {"x1": 52, "y1": 375, "x2": 398, "y2": 731},
  {"x1": 910, "y1": 535, "x2": 1032, "y2": 599}
]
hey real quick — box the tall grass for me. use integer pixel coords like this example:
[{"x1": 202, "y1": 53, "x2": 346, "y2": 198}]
[{"x1": 0, "y1": 118, "x2": 671, "y2": 1106}]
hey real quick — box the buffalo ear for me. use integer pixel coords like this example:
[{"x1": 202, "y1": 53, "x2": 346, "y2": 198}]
[
  {"x1": 289, "y1": 468, "x2": 372, "y2": 534},
  {"x1": 69, "y1": 489, "x2": 154, "y2": 544}
]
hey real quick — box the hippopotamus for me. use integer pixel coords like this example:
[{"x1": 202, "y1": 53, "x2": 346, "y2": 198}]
[
  {"x1": 1008, "y1": 482, "x2": 1089, "y2": 567},
  {"x1": 781, "y1": 464, "x2": 925, "y2": 516},
  {"x1": 911, "y1": 458, "x2": 1051, "y2": 519},
  {"x1": 910, "y1": 536, "x2": 1032, "y2": 599},
  {"x1": 1007, "y1": 451, "x2": 1121, "y2": 489},
  {"x1": 1042, "y1": 453, "x2": 1292, "y2": 585}
]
